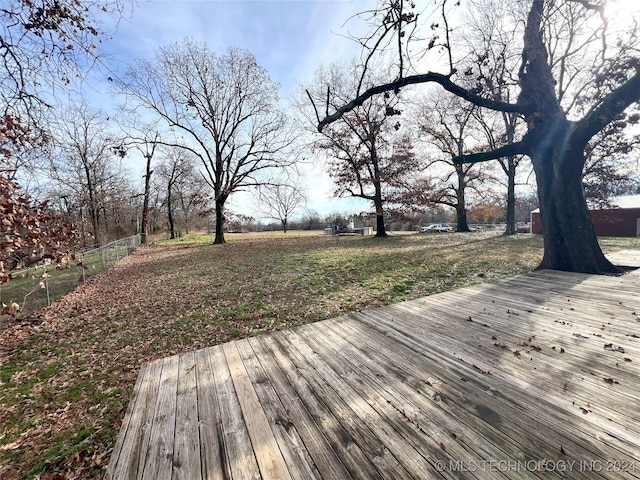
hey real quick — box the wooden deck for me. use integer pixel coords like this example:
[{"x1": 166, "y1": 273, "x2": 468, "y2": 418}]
[{"x1": 106, "y1": 250, "x2": 640, "y2": 480}]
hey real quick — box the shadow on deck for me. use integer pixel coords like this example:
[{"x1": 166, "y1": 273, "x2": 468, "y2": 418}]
[{"x1": 106, "y1": 250, "x2": 640, "y2": 480}]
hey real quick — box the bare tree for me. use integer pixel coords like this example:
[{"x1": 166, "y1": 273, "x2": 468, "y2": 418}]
[
  {"x1": 116, "y1": 115, "x2": 163, "y2": 244},
  {"x1": 462, "y1": 2, "x2": 528, "y2": 235},
  {"x1": 49, "y1": 103, "x2": 124, "y2": 247},
  {"x1": 412, "y1": 93, "x2": 490, "y2": 232},
  {"x1": 156, "y1": 147, "x2": 192, "y2": 239},
  {"x1": 120, "y1": 40, "x2": 292, "y2": 244},
  {"x1": 1, "y1": 0, "x2": 125, "y2": 129},
  {"x1": 316, "y1": 0, "x2": 640, "y2": 273},
  {"x1": 172, "y1": 158, "x2": 213, "y2": 235},
  {"x1": 252, "y1": 175, "x2": 307, "y2": 233},
  {"x1": 582, "y1": 114, "x2": 640, "y2": 207},
  {"x1": 304, "y1": 63, "x2": 418, "y2": 237}
]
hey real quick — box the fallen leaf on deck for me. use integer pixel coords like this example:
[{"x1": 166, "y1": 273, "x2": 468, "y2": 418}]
[{"x1": 604, "y1": 343, "x2": 626, "y2": 353}]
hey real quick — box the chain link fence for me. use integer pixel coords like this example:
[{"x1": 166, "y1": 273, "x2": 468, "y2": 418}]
[{"x1": 1, "y1": 234, "x2": 141, "y2": 324}]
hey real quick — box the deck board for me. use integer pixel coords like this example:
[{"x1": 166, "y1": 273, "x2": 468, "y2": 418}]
[{"x1": 106, "y1": 250, "x2": 640, "y2": 479}]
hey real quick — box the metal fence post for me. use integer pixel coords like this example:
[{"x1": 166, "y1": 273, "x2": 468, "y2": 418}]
[
  {"x1": 6, "y1": 234, "x2": 142, "y2": 317},
  {"x1": 45, "y1": 272, "x2": 51, "y2": 306},
  {"x1": 81, "y1": 252, "x2": 86, "y2": 283}
]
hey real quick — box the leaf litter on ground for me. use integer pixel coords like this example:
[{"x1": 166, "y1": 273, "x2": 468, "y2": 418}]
[{"x1": 0, "y1": 231, "x2": 637, "y2": 479}]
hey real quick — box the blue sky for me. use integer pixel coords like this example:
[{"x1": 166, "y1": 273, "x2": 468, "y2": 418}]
[
  {"x1": 80, "y1": 0, "x2": 640, "y2": 222},
  {"x1": 89, "y1": 0, "x2": 375, "y2": 218},
  {"x1": 103, "y1": 1, "x2": 373, "y2": 96}
]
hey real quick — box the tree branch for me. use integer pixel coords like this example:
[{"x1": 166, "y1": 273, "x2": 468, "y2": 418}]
[
  {"x1": 318, "y1": 72, "x2": 526, "y2": 132},
  {"x1": 571, "y1": 69, "x2": 640, "y2": 149},
  {"x1": 454, "y1": 141, "x2": 529, "y2": 165}
]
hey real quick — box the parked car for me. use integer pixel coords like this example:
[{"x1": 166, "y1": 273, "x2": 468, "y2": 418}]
[{"x1": 421, "y1": 223, "x2": 453, "y2": 233}]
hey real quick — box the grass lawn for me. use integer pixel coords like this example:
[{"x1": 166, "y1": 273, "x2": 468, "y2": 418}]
[{"x1": 1, "y1": 231, "x2": 639, "y2": 479}]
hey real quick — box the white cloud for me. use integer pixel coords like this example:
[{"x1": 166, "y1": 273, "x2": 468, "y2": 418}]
[
  {"x1": 84, "y1": 0, "x2": 379, "y2": 218},
  {"x1": 99, "y1": 1, "x2": 374, "y2": 93}
]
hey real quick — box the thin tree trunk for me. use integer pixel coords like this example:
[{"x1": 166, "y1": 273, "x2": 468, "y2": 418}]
[
  {"x1": 504, "y1": 159, "x2": 517, "y2": 236},
  {"x1": 141, "y1": 155, "x2": 152, "y2": 244},
  {"x1": 167, "y1": 185, "x2": 175, "y2": 240},
  {"x1": 84, "y1": 166, "x2": 101, "y2": 247}
]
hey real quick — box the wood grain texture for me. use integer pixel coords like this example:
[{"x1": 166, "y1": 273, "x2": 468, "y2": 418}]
[{"x1": 108, "y1": 251, "x2": 640, "y2": 479}]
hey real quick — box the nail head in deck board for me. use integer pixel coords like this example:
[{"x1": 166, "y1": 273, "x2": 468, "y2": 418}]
[{"x1": 107, "y1": 250, "x2": 640, "y2": 479}]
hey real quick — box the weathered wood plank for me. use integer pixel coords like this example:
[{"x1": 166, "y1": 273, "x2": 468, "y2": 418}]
[
  {"x1": 194, "y1": 347, "x2": 226, "y2": 480},
  {"x1": 334, "y1": 314, "x2": 630, "y2": 479},
  {"x1": 404, "y1": 290, "x2": 640, "y2": 416},
  {"x1": 223, "y1": 341, "x2": 292, "y2": 480},
  {"x1": 106, "y1": 359, "x2": 163, "y2": 480},
  {"x1": 246, "y1": 335, "x2": 354, "y2": 479},
  {"x1": 234, "y1": 338, "x2": 322, "y2": 479},
  {"x1": 330, "y1": 316, "x2": 594, "y2": 476},
  {"x1": 372, "y1": 300, "x2": 640, "y2": 441},
  {"x1": 261, "y1": 332, "x2": 386, "y2": 479},
  {"x1": 107, "y1": 253, "x2": 640, "y2": 480},
  {"x1": 209, "y1": 345, "x2": 261, "y2": 480},
  {"x1": 297, "y1": 321, "x2": 506, "y2": 480},
  {"x1": 141, "y1": 355, "x2": 179, "y2": 480},
  {"x1": 277, "y1": 328, "x2": 418, "y2": 479},
  {"x1": 173, "y1": 351, "x2": 201, "y2": 480},
  {"x1": 352, "y1": 305, "x2": 639, "y2": 471},
  {"x1": 394, "y1": 298, "x2": 640, "y2": 401}
]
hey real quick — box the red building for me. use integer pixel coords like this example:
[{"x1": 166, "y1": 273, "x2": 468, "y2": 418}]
[{"x1": 531, "y1": 195, "x2": 640, "y2": 237}]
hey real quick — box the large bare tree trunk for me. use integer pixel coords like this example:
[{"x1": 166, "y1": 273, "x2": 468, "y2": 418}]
[
  {"x1": 520, "y1": 2, "x2": 617, "y2": 273},
  {"x1": 214, "y1": 197, "x2": 226, "y2": 244},
  {"x1": 373, "y1": 178, "x2": 388, "y2": 237},
  {"x1": 533, "y1": 120, "x2": 617, "y2": 273},
  {"x1": 455, "y1": 166, "x2": 471, "y2": 232}
]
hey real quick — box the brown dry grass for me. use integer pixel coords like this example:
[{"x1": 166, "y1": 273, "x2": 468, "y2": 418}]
[{"x1": 0, "y1": 231, "x2": 637, "y2": 479}]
